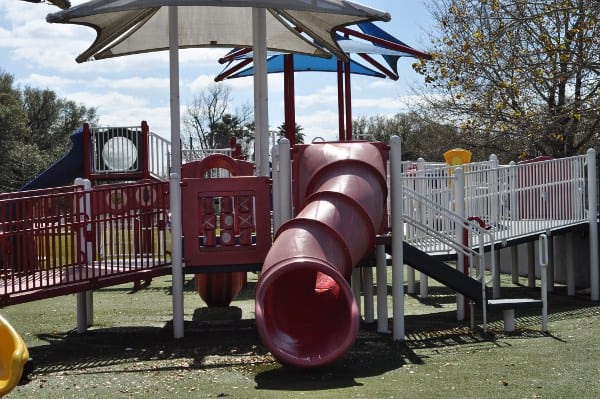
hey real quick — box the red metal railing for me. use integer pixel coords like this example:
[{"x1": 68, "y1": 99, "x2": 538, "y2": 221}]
[{"x1": 0, "y1": 180, "x2": 171, "y2": 306}]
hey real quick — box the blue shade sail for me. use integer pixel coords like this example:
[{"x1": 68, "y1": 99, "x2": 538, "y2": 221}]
[{"x1": 227, "y1": 53, "x2": 385, "y2": 79}]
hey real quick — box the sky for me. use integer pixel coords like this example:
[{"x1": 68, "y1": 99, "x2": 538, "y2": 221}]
[{"x1": 0, "y1": 0, "x2": 435, "y2": 144}]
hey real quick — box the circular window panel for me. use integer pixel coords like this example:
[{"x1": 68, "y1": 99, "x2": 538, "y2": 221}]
[{"x1": 101, "y1": 137, "x2": 138, "y2": 171}]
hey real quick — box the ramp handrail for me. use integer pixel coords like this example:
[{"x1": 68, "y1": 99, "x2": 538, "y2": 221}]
[{"x1": 402, "y1": 187, "x2": 496, "y2": 328}]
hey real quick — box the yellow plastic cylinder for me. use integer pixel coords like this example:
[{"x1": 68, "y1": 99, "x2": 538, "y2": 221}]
[
  {"x1": 444, "y1": 148, "x2": 472, "y2": 165},
  {"x1": 0, "y1": 315, "x2": 30, "y2": 396}
]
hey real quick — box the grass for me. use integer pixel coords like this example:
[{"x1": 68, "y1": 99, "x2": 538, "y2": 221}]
[{"x1": 1, "y1": 272, "x2": 599, "y2": 399}]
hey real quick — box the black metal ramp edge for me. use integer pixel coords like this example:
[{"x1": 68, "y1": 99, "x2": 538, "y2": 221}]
[{"x1": 385, "y1": 242, "x2": 484, "y2": 304}]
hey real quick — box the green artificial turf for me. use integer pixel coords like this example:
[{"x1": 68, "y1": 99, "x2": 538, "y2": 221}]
[{"x1": 1, "y1": 272, "x2": 599, "y2": 399}]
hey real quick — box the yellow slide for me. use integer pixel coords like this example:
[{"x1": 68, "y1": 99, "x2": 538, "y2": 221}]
[{"x1": 0, "y1": 314, "x2": 30, "y2": 397}]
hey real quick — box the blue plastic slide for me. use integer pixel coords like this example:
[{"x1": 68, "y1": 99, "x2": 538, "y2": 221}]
[{"x1": 21, "y1": 128, "x2": 85, "y2": 191}]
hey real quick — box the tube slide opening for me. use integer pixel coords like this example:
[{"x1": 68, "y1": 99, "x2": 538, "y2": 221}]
[{"x1": 255, "y1": 258, "x2": 358, "y2": 367}]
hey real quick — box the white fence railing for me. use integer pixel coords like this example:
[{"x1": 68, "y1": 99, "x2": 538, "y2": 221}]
[
  {"x1": 182, "y1": 148, "x2": 233, "y2": 163},
  {"x1": 147, "y1": 136, "x2": 237, "y2": 180},
  {"x1": 148, "y1": 132, "x2": 171, "y2": 180},
  {"x1": 400, "y1": 154, "x2": 589, "y2": 246}
]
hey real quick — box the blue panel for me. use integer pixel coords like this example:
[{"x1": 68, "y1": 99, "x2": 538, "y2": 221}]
[
  {"x1": 357, "y1": 22, "x2": 416, "y2": 75},
  {"x1": 230, "y1": 53, "x2": 385, "y2": 78}
]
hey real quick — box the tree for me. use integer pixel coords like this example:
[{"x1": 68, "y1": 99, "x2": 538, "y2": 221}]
[
  {"x1": 353, "y1": 112, "x2": 462, "y2": 161},
  {"x1": 183, "y1": 83, "x2": 254, "y2": 159},
  {"x1": 0, "y1": 71, "x2": 97, "y2": 192},
  {"x1": 0, "y1": 73, "x2": 28, "y2": 191},
  {"x1": 22, "y1": 87, "x2": 97, "y2": 163},
  {"x1": 276, "y1": 122, "x2": 305, "y2": 145},
  {"x1": 414, "y1": 0, "x2": 600, "y2": 160}
]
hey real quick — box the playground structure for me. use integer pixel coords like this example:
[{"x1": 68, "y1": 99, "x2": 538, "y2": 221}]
[{"x1": 1, "y1": 121, "x2": 599, "y2": 374}]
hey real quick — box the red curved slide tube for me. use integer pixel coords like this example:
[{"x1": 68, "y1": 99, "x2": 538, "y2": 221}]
[{"x1": 255, "y1": 142, "x2": 387, "y2": 367}]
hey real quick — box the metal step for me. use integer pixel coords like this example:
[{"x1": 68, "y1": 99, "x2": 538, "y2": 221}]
[
  {"x1": 487, "y1": 298, "x2": 543, "y2": 310},
  {"x1": 487, "y1": 298, "x2": 544, "y2": 333}
]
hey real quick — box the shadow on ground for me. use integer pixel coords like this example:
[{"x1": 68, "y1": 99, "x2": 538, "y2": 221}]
[
  {"x1": 25, "y1": 319, "x2": 417, "y2": 391},
  {"x1": 20, "y1": 282, "x2": 600, "y2": 393}
]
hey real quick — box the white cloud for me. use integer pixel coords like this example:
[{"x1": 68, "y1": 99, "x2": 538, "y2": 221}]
[
  {"x1": 296, "y1": 109, "x2": 341, "y2": 142},
  {"x1": 0, "y1": 2, "x2": 52, "y2": 26},
  {"x1": 189, "y1": 75, "x2": 217, "y2": 94},
  {"x1": 367, "y1": 79, "x2": 401, "y2": 90},
  {"x1": 92, "y1": 77, "x2": 171, "y2": 90},
  {"x1": 295, "y1": 85, "x2": 339, "y2": 108},
  {"x1": 352, "y1": 96, "x2": 411, "y2": 110},
  {"x1": 22, "y1": 74, "x2": 80, "y2": 90},
  {"x1": 57, "y1": 90, "x2": 172, "y2": 138},
  {"x1": 66, "y1": 90, "x2": 147, "y2": 111},
  {"x1": 224, "y1": 76, "x2": 254, "y2": 91},
  {"x1": 180, "y1": 48, "x2": 233, "y2": 67}
]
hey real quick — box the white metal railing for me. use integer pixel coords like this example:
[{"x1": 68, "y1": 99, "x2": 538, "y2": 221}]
[
  {"x1": 400, "y1": 154, "x2": 589, "y2": 245},
  {"x1": 148, "y1": 132, "x2": 171, "y2": 180},
  {"x1": 398, "y1": 152, "x2": 591, "y2": 325},
  {"x1": 181, "y1": 148, "x2": 235, "y2": 178},
  {"x1": 147, "y1": 136, "x2": 240, "y2": 180},
  {"x1": 182, "y1": 148, "x2": 233, "y2": 163}
]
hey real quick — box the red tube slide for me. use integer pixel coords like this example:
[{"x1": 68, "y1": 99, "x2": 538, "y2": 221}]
[{"x1": 255, "y1": 142, "x2": 387, "y2": 367}]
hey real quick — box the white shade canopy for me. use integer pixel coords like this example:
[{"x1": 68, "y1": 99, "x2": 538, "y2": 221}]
[{"x1": 47, "y1": 0, "x2": 390, "y2": 63}]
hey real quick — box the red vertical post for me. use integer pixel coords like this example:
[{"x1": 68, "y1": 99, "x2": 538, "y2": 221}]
[
  {"x1": 141, "y1": 121, "x2": 150, "y2": 179},
  {"x1": 283, "y1": 54, "x2": 296, "y2": 145},
  {"x1": 134, "y1": 216, "x2": 142, "y2": 256},
  {"x1": 229, "y1": 137, "x2": 238, "y2": 159},
  {"x1": 344, "y1": 60, "x2": 353, "y2": 141}
]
